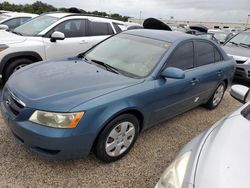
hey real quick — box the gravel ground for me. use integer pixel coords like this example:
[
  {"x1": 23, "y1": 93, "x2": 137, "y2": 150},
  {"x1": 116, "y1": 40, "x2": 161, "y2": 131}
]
[{"x1": 0, "y1": 91, "x2": 242, "y2": 188}]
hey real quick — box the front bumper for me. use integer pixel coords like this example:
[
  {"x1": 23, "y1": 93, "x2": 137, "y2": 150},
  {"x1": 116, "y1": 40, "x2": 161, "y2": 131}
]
[
  {"x1": 1, "y1": 101, "x2": 95, "y2": 160},
  {"x1": 234, "y1": 64, "x2": 250, "y2": 82}
]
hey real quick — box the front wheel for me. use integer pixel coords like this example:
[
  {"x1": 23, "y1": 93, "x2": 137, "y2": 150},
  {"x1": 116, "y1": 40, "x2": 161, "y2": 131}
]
[
  {"x1": 94, "y1": 114, "x2": 139, "y2": 163},
  {"x1": 4, "y1": 58, "x2": 33, "y2": 82},
  {"x1": 204, "y1": 82, "x2": 226, "y2": 109}
]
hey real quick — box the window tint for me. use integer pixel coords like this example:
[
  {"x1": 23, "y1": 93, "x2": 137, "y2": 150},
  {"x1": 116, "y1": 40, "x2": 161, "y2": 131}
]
[
  {"x1": 112, "y1": 22, "x2": 122, "y2": 33},
  {"x1": 214, "y1": 48, "x2": 222, "y2": 62},
  {"x1": 4, "y1": 18, "x2": 21, "y2": 29},
  {"x1": 196, "y1": 41, "x2": 215, "y2": 66},
  {"x1": 167, "y1": 42, "x2": 194, "y2": 70},
  {"x1": 14, "y1": 15, "x2": 59, "y2": 36},
  {"x1": 89, "y1": 21, "x2": 114, "y2": 36},
  {"x1": 52, "y1": 19, "x2": 87, "y2": 38}
]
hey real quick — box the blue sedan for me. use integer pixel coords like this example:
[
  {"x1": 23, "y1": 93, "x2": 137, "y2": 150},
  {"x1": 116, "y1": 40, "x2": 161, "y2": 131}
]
[{"x1": 1, "y1": 29, "x2": 235, "y2": 162}]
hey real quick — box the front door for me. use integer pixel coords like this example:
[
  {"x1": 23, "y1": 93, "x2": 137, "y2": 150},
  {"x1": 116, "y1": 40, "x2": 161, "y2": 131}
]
[
  {"x1": 43, "y1": 19, "x2": 91, "y2": 60},
  {"x1": 150, "y1": 41, "x2": 202, "y2": 124}
]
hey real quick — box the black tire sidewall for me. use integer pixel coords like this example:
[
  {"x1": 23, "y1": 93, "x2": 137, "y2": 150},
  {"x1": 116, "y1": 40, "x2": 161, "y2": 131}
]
[
  {"x1": 4, "y1": 58, "x2": 33, "y2": 82},
  {"x1": 207, "y1": 82, "x2": 226, "y2": 109},
  {"x1": 94, "y1": 114, "x2": 139, "y2": 163}
]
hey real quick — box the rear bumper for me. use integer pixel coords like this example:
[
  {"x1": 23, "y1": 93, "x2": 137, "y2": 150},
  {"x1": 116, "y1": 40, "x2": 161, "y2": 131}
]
[
  {"x1": 234, "y1": 64, "x2": 250, "y2": 82},
  {"x1": 1, "y1": 102, "x2": 95, "y2": 160}
]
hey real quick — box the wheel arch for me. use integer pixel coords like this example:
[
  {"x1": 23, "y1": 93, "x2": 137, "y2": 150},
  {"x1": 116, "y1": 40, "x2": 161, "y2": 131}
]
[
  {"x1": 91, "y1": 107, "x2": 145, "y2": 151},
  {"x1": 0, "y1": 51, "x2": 43, "y2": 76},
  {"x1": 223, "y1": 79, "x2": 228, "y2": 89}
]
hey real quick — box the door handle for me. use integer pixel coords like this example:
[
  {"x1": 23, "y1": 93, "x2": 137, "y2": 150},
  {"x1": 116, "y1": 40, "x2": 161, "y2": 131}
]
[
  {"x1": 80, "y1": 40, "x2": 88, "y2": 44},
  {"x1": 217, "y1": 70, "x2": 223, "y2": 76},
  {"x1": 191, "y1": 78, "x2": 200, "y2": 86}
]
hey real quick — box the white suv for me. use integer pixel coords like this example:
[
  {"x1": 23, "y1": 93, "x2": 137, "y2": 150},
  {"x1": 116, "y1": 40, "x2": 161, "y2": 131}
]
[
  {"x1": 0, "y1": 12, "x2": 127, "y2": 82},
  {"x1": 0, "y1": 12, "x2": 37, "y2": 30}
]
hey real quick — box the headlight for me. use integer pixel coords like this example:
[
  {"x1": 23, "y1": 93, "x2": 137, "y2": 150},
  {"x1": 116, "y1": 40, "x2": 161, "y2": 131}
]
[
  {"x1": 29, "y1": 110, "x2": 84, "y2": 128},
  {"x1": 0, "y1": 44, "x2": 9, "y2": 52},
  {"x1": 156, "y1": 151, "x2": 191, "y2": 188}
]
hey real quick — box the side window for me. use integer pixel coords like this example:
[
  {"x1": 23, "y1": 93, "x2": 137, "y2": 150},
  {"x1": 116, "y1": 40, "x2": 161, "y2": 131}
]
[
  {"x1": 51, "y1": 19, "x2": 87, "y2": 38},
  {"x1": 3, "y1": 18, "x2": 21, "y2": 29},
  {"x1": 112, "y1": 22, "x2": 122, "y2": 33},
  {"x1": 214, "y1": 47, "x2": 222, "y2": 62},
  {"x1": 89, "y1": 21, "x2": 114, "y2": 36},
  {"x1": 195, "y1": 41, "x2": 215, "y2": 66},
  {"x1": 166, "y1": 42, "x2": 194, "y2": 70}
]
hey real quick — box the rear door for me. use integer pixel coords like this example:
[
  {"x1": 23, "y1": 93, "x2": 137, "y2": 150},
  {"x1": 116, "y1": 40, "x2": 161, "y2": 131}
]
[
  {"x1": 84, "y1": 20, "x2": 115, "y2": 48},
  {"x1": 193, "y1": 40, "x2": 225, "y2": 101}
]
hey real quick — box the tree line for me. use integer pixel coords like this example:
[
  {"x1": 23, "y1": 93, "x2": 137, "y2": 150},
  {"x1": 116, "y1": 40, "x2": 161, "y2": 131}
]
[{"x1": 0, "y1": 1, "x2": 130, "y2": 21}]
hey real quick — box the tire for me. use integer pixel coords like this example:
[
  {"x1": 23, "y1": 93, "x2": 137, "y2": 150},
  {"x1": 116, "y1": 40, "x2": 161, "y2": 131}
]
[
  {"x1": 4, "y1": 58, "x2": 33, "y2": 82},
  {"x1": 204, "y1": 82, "x2": 226, "y2": 110},
  {"x1": 94, "y1": 114, "x2": 139, "y2": 163}
]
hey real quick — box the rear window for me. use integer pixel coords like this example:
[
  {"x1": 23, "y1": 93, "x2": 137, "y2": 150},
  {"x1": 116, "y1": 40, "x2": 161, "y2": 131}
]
[
  {"x1": 112, "y1": 22, "x2": 122, "y2": 33},
  {"x1": 89, "y1": 21, "x2": 114, "y2": 36}
]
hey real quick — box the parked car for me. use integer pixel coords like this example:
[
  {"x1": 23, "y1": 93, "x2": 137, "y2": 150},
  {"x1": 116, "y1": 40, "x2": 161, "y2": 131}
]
[
  {"x1": 1, "y1": 29, "x2": 235, "y2": 162},
  {"x1": 223, "y1": 29, "x2": 250, "y2": 82},
  {"x1": 0, "y1": 12, "x2": 127, "y2": 82},
  {"x1": 155, "y1": 84, "x2": 250, "y2": 188},
  {"x1": 208, "y1": 29, "x2": 234, "y2": 44},
  {"x1": 0, "y1": 12, "x2": 37, "y2": 30},
  {"x1": 185, "y1": 26, "x2": 219, "y2": 44}
]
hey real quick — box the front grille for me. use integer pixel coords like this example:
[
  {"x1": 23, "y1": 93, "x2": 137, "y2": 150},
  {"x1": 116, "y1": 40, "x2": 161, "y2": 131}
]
[
  {"x1": 236, "y1": 60, "x2": 246, "y2": 64},
  {"x1": 236, "y1": 67, "x2": 245, "y2": 71},
  {"x1": 3, "y1": 89, "x2": 25, "y2": 116}
]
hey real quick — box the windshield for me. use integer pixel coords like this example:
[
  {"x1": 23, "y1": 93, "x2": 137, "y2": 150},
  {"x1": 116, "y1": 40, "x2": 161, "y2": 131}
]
[
  {"x1": 225, "y1": 32, "x2": 250, "y2": 47},
  {"x1": 85, "y1": 34, "x2": 170, "y2": 77},
  {"x1": 214, "y1": 33, "x2": 227, "y2": 41},
  {"x1": 0, "y1": 14, "x2": 10, "y2": 22},
  {"x1": 14, "y1": 15, "x2": 59, "y2": 36}
]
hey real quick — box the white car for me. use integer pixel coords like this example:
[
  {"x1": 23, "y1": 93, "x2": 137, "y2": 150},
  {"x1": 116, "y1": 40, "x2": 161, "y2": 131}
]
[
  {"x1": 0, "y1": 12, "x2": 127, "y2": 82},
  {"x1": 0, "y1": 12, "x2": 37, "y2": 30}
]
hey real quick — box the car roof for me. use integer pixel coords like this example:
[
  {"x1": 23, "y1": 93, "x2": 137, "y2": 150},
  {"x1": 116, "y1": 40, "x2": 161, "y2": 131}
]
[
  {"x1": 123, "y1": 29, "x2": 195, "y2": 43},
  {"x1": 44, "y1": 12, "x2": 74, "y2": 18},
  {"x1": 44, "y1": 12, "x2": 126, "y2": 24},
  {"x1": 3, "y1": 12, "x2": 37, "y2": 17}
]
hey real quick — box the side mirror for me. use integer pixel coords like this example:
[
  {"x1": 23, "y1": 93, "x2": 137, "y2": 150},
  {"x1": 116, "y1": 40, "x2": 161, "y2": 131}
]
[
  {"x1": 161, "y1": 67, "x2": 185, "y2": 79},
  {"x1": 50, "y1": 31, "x2": 65, "y2": 42},
  {"x1": 0, "y1": 24, "x2": 9, "y2": 30},
  {"x1": 230, "y1": 85, "x2": 250, "y2": 104}
]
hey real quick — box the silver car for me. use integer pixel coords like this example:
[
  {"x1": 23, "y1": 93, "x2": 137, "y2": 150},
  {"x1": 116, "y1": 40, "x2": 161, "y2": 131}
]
[
  {"x1": 222, "y1": 29, "x2": 250, "y2": 82},
  {"x1": 155, "y1": 85, "x2": 250, "y2": 188}
]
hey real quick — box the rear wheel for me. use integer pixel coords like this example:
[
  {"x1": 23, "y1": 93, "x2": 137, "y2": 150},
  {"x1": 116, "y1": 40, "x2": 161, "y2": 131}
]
[
  {"x1": 4, "y1": 58, "x2": 33, "y2": 82},
  {"x1": 204, "y1": 82, "x2": 226, "y2": 109},
  {"x1": 94, "y1": 114, "x2": 139, "y2": 163}
]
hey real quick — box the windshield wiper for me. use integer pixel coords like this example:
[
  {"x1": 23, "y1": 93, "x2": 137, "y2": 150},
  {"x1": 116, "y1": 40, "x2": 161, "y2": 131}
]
[
  {"x1": 9, "y1": 30, "x2": 23, "y2": 36},
  {"x1": 228, "y1": 41, "x2": 239, "y2": 46},
  {"x1": 90, "y1": 59, "x2": 120, "y2": 74},
  {"x1": 239, "y1": 43, "x2": 250, "y2": 48}
]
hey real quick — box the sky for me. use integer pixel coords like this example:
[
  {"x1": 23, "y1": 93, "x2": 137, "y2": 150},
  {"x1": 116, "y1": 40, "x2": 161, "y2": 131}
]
[{"x1": 5, "y1": 0, "x2": 250, "y2": 23}]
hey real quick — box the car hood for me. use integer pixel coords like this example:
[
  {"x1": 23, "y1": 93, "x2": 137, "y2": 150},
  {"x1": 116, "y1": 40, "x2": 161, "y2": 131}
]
[
  {"x1": 195, "y1": 105, "x2": 250, "y2": 188},
  {"x1": 7, "y1": 58, "x2": 143, "y2": 112},
  {"x1": 0, "y1": 30, "x2": 26, "y2": 44},
  {"x1": 222, "y1": 45, "x2": 250, "y2": 61}
]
